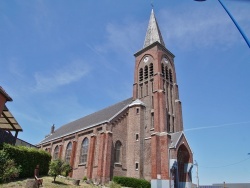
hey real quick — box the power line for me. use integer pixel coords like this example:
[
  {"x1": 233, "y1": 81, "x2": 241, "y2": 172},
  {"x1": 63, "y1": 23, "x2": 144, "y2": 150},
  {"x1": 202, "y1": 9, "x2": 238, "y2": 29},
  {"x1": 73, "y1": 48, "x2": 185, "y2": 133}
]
[{"x1": 198, "y1": 157, "x2": 250, "y2": 168}]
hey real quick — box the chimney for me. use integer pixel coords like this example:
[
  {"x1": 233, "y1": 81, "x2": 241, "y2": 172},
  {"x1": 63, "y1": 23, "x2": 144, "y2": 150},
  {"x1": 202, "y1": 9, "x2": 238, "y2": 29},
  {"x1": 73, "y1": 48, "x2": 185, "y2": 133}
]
[{"x1": 51, "y1": 124, "x2": 55, "y2": 134}]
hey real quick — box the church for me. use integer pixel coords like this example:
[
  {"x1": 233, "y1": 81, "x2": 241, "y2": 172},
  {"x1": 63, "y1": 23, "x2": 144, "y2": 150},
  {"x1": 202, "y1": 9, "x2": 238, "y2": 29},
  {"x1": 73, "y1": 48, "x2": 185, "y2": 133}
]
[{"x1": 38, "y1": 9, "x2": 193, "y2": 188}]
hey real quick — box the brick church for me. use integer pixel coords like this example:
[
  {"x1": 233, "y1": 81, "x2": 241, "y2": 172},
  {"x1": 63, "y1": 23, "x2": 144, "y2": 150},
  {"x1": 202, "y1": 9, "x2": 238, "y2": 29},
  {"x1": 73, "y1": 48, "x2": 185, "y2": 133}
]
[{"x1": 38, "y1": 9, "x2": 193, "y2": 188}]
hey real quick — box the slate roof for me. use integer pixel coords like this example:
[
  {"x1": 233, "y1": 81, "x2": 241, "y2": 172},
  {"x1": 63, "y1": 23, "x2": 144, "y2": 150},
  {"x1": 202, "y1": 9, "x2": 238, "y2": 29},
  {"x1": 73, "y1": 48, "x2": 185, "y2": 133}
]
[
  {"x1": 169, "y1": 131, "x2": 183, "y2": 148},
  {"x1": 143, "y1": 9, "x2": 165, "y2": 48},
  {"x1": 38, "y1": 97, "x2": 133, "y2": 145}
]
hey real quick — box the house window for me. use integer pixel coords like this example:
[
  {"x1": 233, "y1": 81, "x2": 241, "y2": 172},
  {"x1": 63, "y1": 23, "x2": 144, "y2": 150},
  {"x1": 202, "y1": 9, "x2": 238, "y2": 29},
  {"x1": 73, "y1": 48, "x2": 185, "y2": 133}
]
[
  {"x1": 114, "y1": 141, "x2": 122, "y2": 163},
  {"x1": 140, "y1": 85, "x2": 143, "y2": 98},
  {"x1": 53, "y1": 145, "x2": 59, "y2": 160},
  {"x1": 80, "y1": 138, "x2": 89, "y2": 164},
  {"x1": 161, "y1": 63, "x2": 165, "y2": 78},
  {"x1": 135, "y1": 162, "x2": 139, "y2": 170},
  {"x1": 65, "y1": 142, "x2": 72, "y2": 163},
  {"x1": 151, "y1": 96, "x2": 154, "y2": 108},
  {"x1": 149, "y1": 63, "x2": 154, "y2": 77},
  {"x1": 139, "y1": 68, "x2": 143, "y2": 82},
  {"x1": 151, "y1": 113, "x2": 154, "y2": 128},
  {"x1": 165, "y1": 67, "x2": 169, "y2": 80},
  {"x1": 136, "y1": 108, "x2": 139, "y2": 114},
  {"x1": 169, "y1": 69, "x2": 173, "y2": 83},
  {"x1": 146, "y1": 83, "x2": 148, "y2": 96},
  {"x1": 136, "y1": 134, "x2": 139, "y2": 141},
  {"x1": 144, "y1": 66, "x2": 148, "y2": 79}
]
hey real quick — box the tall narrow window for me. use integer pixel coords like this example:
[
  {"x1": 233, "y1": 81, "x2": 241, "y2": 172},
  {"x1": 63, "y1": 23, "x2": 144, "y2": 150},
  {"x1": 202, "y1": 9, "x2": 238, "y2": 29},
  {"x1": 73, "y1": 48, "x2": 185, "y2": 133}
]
[
  {"x1": 135, "y1": 162, "x2": 139, "y2": 170},
  {"x1": 149, "y1": 63, "x2": 154, "y2": 77},
  {"x1": 151, "y1": 113, "x2": 154, "y2": 128},
  {"x1": 165, "y1": 67, "x2": 169, "y2": 80},
  {"x1": 114, "y1": 141, "x2": 122, "y2": 163},
  {"x1": 80, "y1": 138, "x2": 89, "y2": 164},
  {"x1": 140, "y1": 85, "x2": 143, "y2": 98},
  {"x1": 146, "y1": 83, "x2": 148, "y2": 96},
  {"x1": 144, "y1": 66, "x2": 148, "y2": 79},
  {"x1": 53, "y1": 145, "x2": 59, "y2": 160},
  {"x1": 151, "y1": 96, "x2": 154, "y2": 108},
  {"x1": 161, "y1": 64, "x2": 165, "y2": 78},
  {"x1": 139, "y1": 68, "x2": 143, "y2": 82},
  {"x1": 65, "y1": 142, "x2": 72, "y2": 163},
  {"x1": 151, "y1": 81, "x2": 154, "y2": 92},
  {"x1": 169, "y1": 69, "x2": 173, "y2": 83}
]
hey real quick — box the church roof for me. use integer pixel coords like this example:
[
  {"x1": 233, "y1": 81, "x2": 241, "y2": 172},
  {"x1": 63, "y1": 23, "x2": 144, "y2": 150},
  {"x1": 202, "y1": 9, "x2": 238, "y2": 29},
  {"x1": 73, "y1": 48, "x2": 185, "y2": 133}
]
[
  {"x1": 143, "y1": 9, "x2": 165, "y2": 48},
  {"x1": 38, "y1": 97, "x2": 133, "y2": 145},
  {"x1": 169, "y1": 131, "x2": 183, "y2": 148}
]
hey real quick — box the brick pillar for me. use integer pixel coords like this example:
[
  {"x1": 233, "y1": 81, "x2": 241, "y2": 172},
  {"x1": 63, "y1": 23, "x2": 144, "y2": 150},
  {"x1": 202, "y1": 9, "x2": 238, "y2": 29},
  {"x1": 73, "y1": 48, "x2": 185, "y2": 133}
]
[
  {"x1": 69, "y1": 141, "x2": 77, "y2": 177},
  {"x1": 151, "y1": 133, "x2": 170, "y2": 180},
  {"x1": 102, "y1": 132, "x2": 112, "y2": 183},
  {"x1": 160, "y1": 133, "x2": 169, "y2": 179},
  {"x1": 97, "y1": 132, "x2": 105, "y2": 182},
  {"x1": 151, "y1": 133, "x2": 160, "y2": 179},
  {"x1": 87, "y1": 134, "x2": 96, "y2": 179}
]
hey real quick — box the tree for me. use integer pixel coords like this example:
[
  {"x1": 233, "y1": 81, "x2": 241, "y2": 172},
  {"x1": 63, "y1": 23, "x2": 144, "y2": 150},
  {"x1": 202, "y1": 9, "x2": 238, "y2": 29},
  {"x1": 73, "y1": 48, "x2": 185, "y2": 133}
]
[
  {"x1": 0, "y1": 150, "x2": 21, "y2": 183},
  {"x1": 48, "y1": 159, "x2": 72, "y2": 182}
]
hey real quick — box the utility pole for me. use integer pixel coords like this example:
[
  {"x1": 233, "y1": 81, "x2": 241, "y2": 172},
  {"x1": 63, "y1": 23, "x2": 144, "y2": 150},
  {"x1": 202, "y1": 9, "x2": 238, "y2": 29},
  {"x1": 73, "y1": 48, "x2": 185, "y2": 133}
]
[{"x1": 194, "y1": 160, "x2": 199, "y2": 188}]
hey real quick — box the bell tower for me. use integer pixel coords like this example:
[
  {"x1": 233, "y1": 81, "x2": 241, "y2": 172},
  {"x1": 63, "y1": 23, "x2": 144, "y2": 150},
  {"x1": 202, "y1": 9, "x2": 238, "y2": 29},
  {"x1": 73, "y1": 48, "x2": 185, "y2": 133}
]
[
  {"x1": 131, "y1": 9, "x2": 187, "y2": 187},
  {"x1": 133, "y1": 9, "x2": 183, "y2": 134}
]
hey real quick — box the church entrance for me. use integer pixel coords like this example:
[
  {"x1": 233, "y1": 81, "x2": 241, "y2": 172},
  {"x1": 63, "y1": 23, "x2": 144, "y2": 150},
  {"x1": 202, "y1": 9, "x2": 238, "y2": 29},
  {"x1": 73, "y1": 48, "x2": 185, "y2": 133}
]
[{"x1": 176, "y1": 144, "x2": 191, "y2": 188}]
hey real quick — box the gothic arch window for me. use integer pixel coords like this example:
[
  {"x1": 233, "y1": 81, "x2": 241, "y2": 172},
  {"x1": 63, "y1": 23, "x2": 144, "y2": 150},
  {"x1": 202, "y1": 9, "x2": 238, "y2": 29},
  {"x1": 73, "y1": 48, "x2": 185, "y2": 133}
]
[
  {"x1": 65, "y1": 142, "x2": 72, "y2": 163},
  {"x1": 114, "y1": 141, "x2": 122, "y2": 163},
  {"x1": 144, "y1": 66, "x2": 148, "y2": 79},
  {"x1": 149, "y1": 63, "x2": 154, "y2": 77},
  {"x1": 165, "y1": 67, "x2": 169, "y2": 80},
  {"x1": 53, "y1": 145, "x2": 59, "y2": 160},
  {"x1": 161, "y1": 63, "x2": 165, "y2": 78},
  {"x1": 139, "y1": 68, "x2": 143, "y2": 82},
  {"x1": 169, "y1": 69, "x2": 173, "y2": 83},
  {"x1": 80, "y1": 138, "x2": 89, "y2": 164}
]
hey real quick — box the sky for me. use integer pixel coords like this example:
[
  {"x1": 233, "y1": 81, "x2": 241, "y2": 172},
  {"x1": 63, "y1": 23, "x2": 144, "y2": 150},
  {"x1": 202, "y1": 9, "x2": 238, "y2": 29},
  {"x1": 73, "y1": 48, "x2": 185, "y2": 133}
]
[{"x1": 1, "y1": 0, "x2": 250, "y2": 185}]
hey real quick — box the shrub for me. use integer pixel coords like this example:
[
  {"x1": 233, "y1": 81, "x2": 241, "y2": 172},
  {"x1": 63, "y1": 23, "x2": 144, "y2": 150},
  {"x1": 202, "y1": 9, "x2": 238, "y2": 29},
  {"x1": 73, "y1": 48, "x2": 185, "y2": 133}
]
[
  {"x1": 113, "y1": 176, "x2": 151, "y2": 188},
  {"x1": 48, "y1": 159, "x2": 72, "y2": 182},
  {"x1": 2, "y1": 143, "x2": 51, "y2": 178},
  {"x1": 0, "y1": 150, "x2": 21, "y2": 182},
  {"x1": 83, "y1": 176, "x2": 87, "y2": 181}
]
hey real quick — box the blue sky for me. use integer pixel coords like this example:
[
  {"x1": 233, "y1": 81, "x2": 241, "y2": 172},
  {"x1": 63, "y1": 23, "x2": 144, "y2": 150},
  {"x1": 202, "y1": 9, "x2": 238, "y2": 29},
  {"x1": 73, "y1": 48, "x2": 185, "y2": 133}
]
[{"x1": 1, "y1": 0, "x2": 250, "y2": 185}]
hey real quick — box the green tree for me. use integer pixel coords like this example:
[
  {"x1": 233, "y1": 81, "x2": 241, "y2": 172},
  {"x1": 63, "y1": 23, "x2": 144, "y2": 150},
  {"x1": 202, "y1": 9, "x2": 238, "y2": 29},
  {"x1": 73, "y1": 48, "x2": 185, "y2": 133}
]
[
  {"x1": 48, "y1": 159, "x2": 72, "y2": 182},
  {"x1": 0, "y1": 150, "x2": 21, "y2": 183}
]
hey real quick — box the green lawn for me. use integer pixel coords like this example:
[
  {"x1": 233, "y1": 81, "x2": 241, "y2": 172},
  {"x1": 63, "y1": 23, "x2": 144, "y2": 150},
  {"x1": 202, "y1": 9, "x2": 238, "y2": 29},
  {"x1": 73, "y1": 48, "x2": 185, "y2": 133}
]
[{"x1": 0, "y1": 176, "x2": 99, "y2": 188}]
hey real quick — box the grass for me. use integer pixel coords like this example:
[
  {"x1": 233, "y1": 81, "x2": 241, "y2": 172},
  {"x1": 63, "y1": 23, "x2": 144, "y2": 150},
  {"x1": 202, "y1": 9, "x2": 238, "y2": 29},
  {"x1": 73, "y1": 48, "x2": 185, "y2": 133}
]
[{"x1": 0, "y1": 176, "x2": 100, "y2": 188}]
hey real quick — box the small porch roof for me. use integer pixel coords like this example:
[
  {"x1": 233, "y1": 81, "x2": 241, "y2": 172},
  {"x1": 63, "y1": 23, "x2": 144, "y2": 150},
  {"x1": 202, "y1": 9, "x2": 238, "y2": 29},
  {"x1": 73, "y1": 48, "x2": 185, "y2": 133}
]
[{"x1": 0, "y1": 105, "x2": 23, "y2": 132}]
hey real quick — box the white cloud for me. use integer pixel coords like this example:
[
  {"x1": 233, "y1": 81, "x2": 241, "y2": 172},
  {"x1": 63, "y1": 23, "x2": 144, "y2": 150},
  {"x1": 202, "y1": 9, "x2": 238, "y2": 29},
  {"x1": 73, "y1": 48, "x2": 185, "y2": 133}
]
[
  {"x1": 34, "y1": 59, "x2": 90, "y2": 92},
  {"x1": 159, "y1": 4, "x2": 250, "y2": 49},
  {"x1": 95, "y1": 20, "x2": 146, "y2": 56}
]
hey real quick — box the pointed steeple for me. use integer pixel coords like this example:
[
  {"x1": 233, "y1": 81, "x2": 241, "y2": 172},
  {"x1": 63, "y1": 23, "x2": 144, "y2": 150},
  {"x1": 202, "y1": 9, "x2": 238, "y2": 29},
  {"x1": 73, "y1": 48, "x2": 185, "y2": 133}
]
[{"x1": 143, "y1": 9, "x2": 165, "y2": 48}]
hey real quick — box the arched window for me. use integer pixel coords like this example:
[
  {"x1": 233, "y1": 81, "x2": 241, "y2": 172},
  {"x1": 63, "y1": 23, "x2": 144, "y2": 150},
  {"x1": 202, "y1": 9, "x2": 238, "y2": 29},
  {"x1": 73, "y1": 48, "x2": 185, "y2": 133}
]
[
  {"x1": 149, "y1": 63, "x2": 154, "y2": 77},
  {"x1": 80, "y1": 138, "x2": 89, "y2": 164},
  {"x1": 169, "y1": 69, "x2": 173, "y2": 83},
  {"x1": 65, "y1": 142, "x2": 72, "y2": 163},
  {"x1": 53, "y1": 145, "x2": 59, "y2": 160},
  {"x1": 161, "y1": 64, "x2": 165, "y2": 78},
  {"x1": 114, "y1": 141, "x2": 122, "y2": 163},
  {"x1": 139, "y1": 68, "x2": 143, "y2": 82},
  {"x1": 165, "y1": 67, "x2": 169, "y2": 80},
  {"x1": 144, "y1": 66, "x2": 148, "y2": 79}
]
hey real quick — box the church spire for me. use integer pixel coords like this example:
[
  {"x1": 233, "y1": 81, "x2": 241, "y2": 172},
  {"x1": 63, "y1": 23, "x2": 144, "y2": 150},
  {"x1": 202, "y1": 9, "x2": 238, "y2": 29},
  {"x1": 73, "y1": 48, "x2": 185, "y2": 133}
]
[{"x1": 143, "y1": 9, "x2": 165, "y2": 48}]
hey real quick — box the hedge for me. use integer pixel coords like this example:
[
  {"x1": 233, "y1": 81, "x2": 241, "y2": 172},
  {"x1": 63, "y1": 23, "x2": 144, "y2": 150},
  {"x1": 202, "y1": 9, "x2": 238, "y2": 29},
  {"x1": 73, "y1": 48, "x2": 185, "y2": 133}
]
[
  {"x1": 113, "y1": 176, "x2": 151, "y2": 188},
  {"x1": 1, "y1": 143, "x2": 51, "y2": 178}
]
